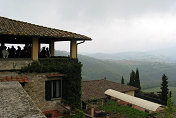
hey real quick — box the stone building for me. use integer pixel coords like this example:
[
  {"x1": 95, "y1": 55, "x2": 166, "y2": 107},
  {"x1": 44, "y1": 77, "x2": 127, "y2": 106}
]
[{"x1": 0, "y1": 16, "x2": 91, "y2": 117}]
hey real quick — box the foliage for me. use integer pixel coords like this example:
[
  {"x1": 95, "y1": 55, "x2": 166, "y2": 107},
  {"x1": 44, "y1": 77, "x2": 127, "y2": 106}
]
[
  {"x1": 85, "y1": 98, "x2": 102, "y2": 105},
  {"x1": 76, "y1": 51, "x2": 176, "y2": 84},
  {"x1": 159, "y1": 74, "x2": 169, "y2": 105},
  {"x1": 21, "y1": 57, "x2": 82, "y2": 108},
  {"x1": 121, "y1": 76, "x2": 124, "y2": 84},
  {"x1": 45, "y1": 113, "x2": 52, "y2": 117},
  {"x1": 143, "y1": 86, "x2": 176, "y2": 105},
  {"x1": 135, "y1": 91, "x2": 164, "y2": 105},
  {"x1": 135, "y1": 68, "x2": 141, "y2": 90},
  {"x1": 164, "y1": 93, "x2": 175, "y2": 117},
  {"x1": 97, "y1": 100, "x2": 150, "y2": 118},
  {"x1": 63, "y1": 110, "x2": 71, "y2": 115},
  {"x1": 128, "y1": 69, "x2": 141, "y2": 91},
  {"x1": 63, "y1": 109, "x2": 85, "y2": 118},
  {"x1": 157, "y1": 93, "x2": 175, "y2": 118},
  {"x1": 129, "y1": 70, "x2": 135, "y2": 87}
]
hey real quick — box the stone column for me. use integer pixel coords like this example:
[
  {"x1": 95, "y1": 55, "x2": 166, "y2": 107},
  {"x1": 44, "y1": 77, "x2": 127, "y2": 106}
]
[
  {"x1": 32, "y1": 38, "x2": 39, "y2": 60},
  {"x1": 86, "y1": 105, "x2": 88, "y2": 110},
  {"x1": 102, "y1": 99, "x2": 104, "y2": 106},
  {"x1": 91, "y1": 107, "x2": 94, "y2": 117},
  {"x1": 38, "y1": 42, "x2": 40, "y2": 54},
  {"x1": 70, "y1": 40, "x2": 77, "y2": 58},
  {"x1": 49, "y1": 40, "x2": 54, "y2": 57},
  {"x1": 106, "y1": 114, "x2": 110, "y2": 118}
]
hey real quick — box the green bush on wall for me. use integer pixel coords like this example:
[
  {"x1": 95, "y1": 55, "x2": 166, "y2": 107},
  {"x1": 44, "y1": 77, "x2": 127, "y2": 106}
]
[{"x1": 21, "y1": 57, "x2": 82, "y2": 108}]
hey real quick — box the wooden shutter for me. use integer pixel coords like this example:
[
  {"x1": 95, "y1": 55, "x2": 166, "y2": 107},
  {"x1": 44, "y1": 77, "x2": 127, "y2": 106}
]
[{"x1": 45, "y1": 80, "x2": 51, "y2": 101}]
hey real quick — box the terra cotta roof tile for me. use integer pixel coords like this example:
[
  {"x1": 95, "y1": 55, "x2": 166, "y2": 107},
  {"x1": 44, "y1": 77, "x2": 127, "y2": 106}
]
[
  {"x1": 0, "y1": 76, "x2": 29, "y2": 83},
  {"x1": 82, "y1": 79, "x2": 138, "y2": 101},
  {"x1": 0, "y1": 16, "x2": 91, "y2": 41},
  {"x1": 46, "y1": 73, "x2": 65, "y2": 78}
]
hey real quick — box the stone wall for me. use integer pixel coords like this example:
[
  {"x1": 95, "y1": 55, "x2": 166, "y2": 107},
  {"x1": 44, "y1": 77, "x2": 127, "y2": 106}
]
[
  {"x1": 0, "y1": 59, "x2": 33, "y2": 71},
  {"x1": 125, "y1": 91, "x2": 135, "y2": 96},
  {"x1": 24, "y1": 73, "x2": 66, "y2": 113},
  {"x1": 0, "y1": 72, "x2": 65, "y2": 114}
]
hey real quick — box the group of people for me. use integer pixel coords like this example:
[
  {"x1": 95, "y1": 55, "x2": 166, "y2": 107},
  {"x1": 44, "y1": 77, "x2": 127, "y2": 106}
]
[
  {"x1": 0, "y1": 45, "x2": 51, "y2": 58},
  {"x1": 0, "y1": 45, "x2": 32, "y2": 58},
  {"x1": 39, "y1": 47, "x2": 51, "y2": 58}
]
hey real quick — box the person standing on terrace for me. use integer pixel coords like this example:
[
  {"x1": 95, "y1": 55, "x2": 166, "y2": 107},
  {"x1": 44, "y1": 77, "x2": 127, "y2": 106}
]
[{"x1": 2, "y1": 46, "x2": 9, "y2": 58}]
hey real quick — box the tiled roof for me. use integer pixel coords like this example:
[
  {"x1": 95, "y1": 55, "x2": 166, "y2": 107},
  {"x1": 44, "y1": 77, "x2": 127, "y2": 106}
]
[
  {"x1": 46, "y1": 73, "x2": 65, "y2": 78},
  {"x1": 0, "y1": 16, "x2": 91, "y2": 41},
  {"x1": 82, "y1": 79, "x2": 138, "y2": 101},
  {"x1": 0, "y1": 76, "x2": 28, "y2": 83}
]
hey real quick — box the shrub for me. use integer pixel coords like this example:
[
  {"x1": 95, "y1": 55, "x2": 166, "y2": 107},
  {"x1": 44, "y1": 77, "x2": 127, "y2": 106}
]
[
  {"x1": 98, "y1": 100, "x2": 150, "y2": 118},
  {"x1": 45, "y1": 113, "x2": 52, "y2": 117},
  {"x1": 63, "y1": 109, "x2": 85, "y2": 118},
  {"x1": 21, "y1": 57, "x2": 82, "y2": 108}
]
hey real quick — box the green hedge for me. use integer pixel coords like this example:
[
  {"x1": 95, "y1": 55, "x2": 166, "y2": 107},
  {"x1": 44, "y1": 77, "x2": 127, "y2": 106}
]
[{"x1": 21, "y1": 58, "x2": 82, "y2": 108}]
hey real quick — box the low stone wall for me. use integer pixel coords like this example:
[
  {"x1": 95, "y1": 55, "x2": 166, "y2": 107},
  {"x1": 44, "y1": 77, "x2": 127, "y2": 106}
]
[{"x1": 0, "y1": 59, "x2": 33, "y2": 71}]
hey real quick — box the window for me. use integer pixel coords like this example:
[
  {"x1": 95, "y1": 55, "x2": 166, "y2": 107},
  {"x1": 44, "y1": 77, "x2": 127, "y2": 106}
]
[{"x1": 45, "y1": 79, "x2": 62, "y2": 100}]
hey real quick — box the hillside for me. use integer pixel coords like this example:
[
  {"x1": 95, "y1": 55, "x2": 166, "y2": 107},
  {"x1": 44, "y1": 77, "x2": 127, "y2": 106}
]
[
  {"x1": 55, "y1": 50, "x2": 176, "y2": 104},
  {"x1": 55, "y1": 50, "x2": 176, "y2": 86}
]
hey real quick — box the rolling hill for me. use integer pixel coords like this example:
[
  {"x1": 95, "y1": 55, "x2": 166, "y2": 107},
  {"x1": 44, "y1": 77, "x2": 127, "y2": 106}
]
[
  {"x1": 55, "y1": 50, "x2": 176, "y2": 87},
  {"x1": 55, "y1": 50, "x2": 176, "y2": 104}
]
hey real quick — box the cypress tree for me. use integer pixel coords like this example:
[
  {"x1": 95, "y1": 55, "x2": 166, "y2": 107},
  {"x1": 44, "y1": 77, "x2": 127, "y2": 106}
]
[
  {"x1": 121, "y1": 76, "x2": 124, "y2": 84},
  {"x1": 129, "y1": 70, "x2": 135, "y2": 87},
  {"x1": 160, "y1": 74, "x2": 169, "y2": 104},
  {"x1": 135, "y1": 68, "x2": 141, "y2": 90}
]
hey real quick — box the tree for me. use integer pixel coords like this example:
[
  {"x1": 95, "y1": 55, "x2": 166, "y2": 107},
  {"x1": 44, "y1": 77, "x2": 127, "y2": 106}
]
[
  {"x1": 135, "y1": 68, "x2": 141, "y2": 90},
  {"x1": 160, "y1": 74, "x2": 169, "y2": 105},
  {"x1": 129, "y1": 70, "x2": 135, "y2": 87},
  {"x1": 157, "y1": 92, "x2": 175, "y2": 118},
  {"x1": 121, "y1": 76, "x2": 124, "y2": 84}
]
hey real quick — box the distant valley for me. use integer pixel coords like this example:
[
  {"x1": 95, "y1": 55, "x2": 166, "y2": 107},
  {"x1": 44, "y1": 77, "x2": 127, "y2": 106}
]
[
  {"x1": 55, "y1": 50, "x2": 176, "y2": 87},
  {"x1": 55, "y1": 50, "x2": 176, "y2": 104}
]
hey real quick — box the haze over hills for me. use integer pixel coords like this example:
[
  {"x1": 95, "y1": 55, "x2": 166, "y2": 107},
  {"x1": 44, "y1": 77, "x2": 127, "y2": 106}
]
[
  {"x1": 87, "y1": 51, "x2": 176, "y2": 63},
  {"x1": 55, "y1": 50, "x2": 176, "y2": 104},
  {"x1": 55, "y1": 50, "x2": 176, "y2": 87}
]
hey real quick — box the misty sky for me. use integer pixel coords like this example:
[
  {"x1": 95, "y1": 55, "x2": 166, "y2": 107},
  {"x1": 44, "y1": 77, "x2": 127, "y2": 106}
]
[{"x1": 1, "y1": 0, "x2": 176, "y2": 53}]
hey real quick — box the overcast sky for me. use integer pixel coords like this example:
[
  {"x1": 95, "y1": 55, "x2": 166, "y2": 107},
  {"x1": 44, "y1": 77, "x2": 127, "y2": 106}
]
[{"x1": 1, "y1": 0, "x2": 176, "y2": 53}]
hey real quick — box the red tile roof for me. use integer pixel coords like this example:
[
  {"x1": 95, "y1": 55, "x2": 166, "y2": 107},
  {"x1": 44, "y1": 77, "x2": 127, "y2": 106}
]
[
  {"x1": 82, "y1": 79, "x2": 138, "y2": 101},
  {"x1": 46, "y1": 73, "x2": 65, "y2": 78},
  {"x1": 0, "y1": 76, "x2": 29, "y2": 83},
  {"x1": 0, "y1": 16, "x2": 91, "y2": 41}
]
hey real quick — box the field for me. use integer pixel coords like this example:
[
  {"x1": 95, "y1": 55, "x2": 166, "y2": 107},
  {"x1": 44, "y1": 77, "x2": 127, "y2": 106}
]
[{"x1": 142, "y1": 87, "x2": 176, "y2": 104}]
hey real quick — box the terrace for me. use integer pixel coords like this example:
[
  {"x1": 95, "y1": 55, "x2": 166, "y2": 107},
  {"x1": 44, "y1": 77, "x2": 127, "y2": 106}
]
[{"x1": 0, "y1": 16, "x2": 91, "y2": 71}]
